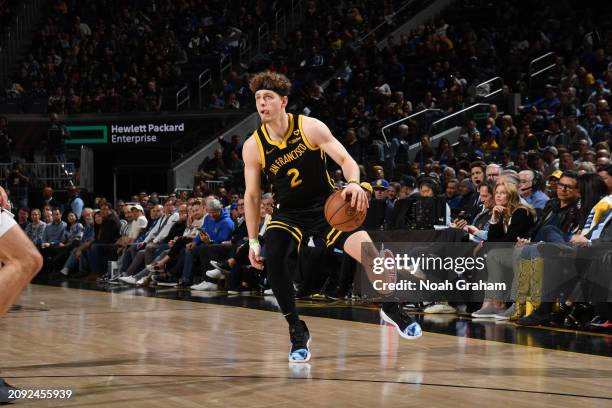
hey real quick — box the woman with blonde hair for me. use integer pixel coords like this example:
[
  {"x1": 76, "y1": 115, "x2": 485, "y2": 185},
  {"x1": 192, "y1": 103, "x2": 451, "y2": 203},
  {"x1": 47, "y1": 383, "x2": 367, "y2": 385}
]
[
  {"x1": 489, "y1": 182, "x2": 536, "y2": 239},
  {"x1": 472, "y1": 181, "x2": 537, "y2": 318}
]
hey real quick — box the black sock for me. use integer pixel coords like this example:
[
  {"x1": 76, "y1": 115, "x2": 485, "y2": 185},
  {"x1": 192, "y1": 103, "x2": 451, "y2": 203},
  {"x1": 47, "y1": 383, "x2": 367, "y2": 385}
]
[{"x1": 283, "y1": 312, "x2": 301, "y2": 326}]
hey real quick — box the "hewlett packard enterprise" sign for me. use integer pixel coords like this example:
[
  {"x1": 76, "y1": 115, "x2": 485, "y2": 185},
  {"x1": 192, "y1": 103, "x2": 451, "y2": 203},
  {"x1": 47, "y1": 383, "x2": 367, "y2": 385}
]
[
  {"x1": 110, "y1": 123, "x2": 185, "y2": 144},
  {"x1": 66, "y1": 122, "x2": 185, "y2": 145}
]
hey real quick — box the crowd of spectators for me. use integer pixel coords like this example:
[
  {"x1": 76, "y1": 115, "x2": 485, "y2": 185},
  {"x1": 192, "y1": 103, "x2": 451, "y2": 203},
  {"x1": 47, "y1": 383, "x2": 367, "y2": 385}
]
[
  {"x1": 260, "y1": 0, "x2": 612, "y2": 182},
  {"x1": 2, "y1": 0, "x2": 612, "y2": 334},
  {"x1": 6, "y1": 0, "x2": 296, "y2": 113},
  {"x1": 5, "y1": 0, "x2": 416, "y2": 114}
]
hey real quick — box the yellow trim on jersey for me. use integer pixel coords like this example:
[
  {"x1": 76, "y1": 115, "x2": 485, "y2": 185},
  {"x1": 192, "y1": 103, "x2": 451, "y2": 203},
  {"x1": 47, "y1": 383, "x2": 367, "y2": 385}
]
[
  {"x1": 265, "y1": 224, "x2": 302, "y2": 244},
  {"x1": 267, "y1": 220, "x2": 303, "y2": 240},
  {"x1": 298, "y1": 114, "x2": 319, "y2": 151},
  {"x1": 326, "y1": 230, "x2": 343, "y2": 247},
  {"x1": 321, "y1": 150, "x2": 336, "y2": 189},
  {"x1": 326, "y1": 171, "x2": 335, "y2": 189},
  {"x1": 253, "y1": 131, "x2": 266, "y2": 169},
  {"x1": 261, "y1": 113, "x2": 294, "y2": 149},
  {"x1": 326, "y1": 227, "x2": 336, "y2": 242}
]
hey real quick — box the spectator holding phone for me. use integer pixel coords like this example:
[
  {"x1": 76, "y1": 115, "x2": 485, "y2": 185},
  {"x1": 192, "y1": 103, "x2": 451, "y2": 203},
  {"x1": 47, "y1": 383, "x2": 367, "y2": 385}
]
[{"x1": 453, "y1": 182, "x2": 495, "y2": 242}]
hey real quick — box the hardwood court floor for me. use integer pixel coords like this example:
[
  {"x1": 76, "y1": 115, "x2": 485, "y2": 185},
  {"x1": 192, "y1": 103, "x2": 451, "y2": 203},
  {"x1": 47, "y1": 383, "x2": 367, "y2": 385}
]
[{"x1": 1, "y1": 285, "x2": 611, "y2": 407}]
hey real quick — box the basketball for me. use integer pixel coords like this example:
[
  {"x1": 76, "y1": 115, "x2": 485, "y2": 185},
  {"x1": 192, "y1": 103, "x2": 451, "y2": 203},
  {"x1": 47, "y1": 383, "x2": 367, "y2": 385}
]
[{"x1": 324, "y1": 190, "x2": 367, "y2": 232}]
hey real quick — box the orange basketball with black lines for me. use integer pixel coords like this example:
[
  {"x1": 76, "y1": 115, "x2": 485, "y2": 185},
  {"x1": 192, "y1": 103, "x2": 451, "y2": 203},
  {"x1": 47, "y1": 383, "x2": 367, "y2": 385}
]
[{"x1": 324, "y1": 190, "x2": 367, "y2": 232}]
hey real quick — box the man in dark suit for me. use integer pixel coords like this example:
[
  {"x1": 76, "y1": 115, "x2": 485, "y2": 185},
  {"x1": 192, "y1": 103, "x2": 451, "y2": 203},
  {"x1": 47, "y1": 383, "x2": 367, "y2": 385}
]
[{"x1": 88, "y1": 203, "x2": 121, "y2": 279}]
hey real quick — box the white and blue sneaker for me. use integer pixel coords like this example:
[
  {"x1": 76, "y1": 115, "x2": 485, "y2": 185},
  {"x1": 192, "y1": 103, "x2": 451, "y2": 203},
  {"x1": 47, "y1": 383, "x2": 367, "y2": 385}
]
[
  {"x1": 288, "y1": 320, "x2": 311, "y2": 363},
  {"x1": 380, "y1": 303, "x2": 423, "y2": 340}
]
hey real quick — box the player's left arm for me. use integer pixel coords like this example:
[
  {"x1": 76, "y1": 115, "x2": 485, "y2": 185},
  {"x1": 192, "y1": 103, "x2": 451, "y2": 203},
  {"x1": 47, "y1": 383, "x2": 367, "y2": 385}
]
[{"x1": 301, "y1": 117, "x2": 368, "y2": 212}]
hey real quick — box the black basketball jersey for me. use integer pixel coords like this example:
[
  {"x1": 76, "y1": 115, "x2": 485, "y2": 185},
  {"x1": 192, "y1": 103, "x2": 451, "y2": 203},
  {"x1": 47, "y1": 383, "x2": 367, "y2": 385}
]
[{"x1": 253, "y1": 113, "x2": 335, "y2": 211}]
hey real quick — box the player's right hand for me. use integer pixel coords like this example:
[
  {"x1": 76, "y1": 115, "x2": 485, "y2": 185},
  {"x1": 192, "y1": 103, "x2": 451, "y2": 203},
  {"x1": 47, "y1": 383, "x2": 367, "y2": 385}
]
[
  {"x1": 341, "y1": 182, "x2": 369, "y2": 213},
  {"x1": 249, "y1": 246, "x2": 264, "y2": 270}
]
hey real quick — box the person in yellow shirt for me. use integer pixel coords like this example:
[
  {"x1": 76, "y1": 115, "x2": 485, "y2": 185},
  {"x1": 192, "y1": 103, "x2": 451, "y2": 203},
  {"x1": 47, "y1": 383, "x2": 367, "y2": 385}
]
[{"x1": 481, "y1": 132, "x2": 499, "y2": 153}]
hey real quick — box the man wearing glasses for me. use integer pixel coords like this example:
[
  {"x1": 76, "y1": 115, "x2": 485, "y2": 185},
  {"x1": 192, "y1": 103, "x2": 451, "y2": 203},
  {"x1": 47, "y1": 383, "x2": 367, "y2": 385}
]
[
  {"x1": 533, "y1": 171, "x2": 581, "y2": 242},
  {"x1": 555, "y1": 173, "x2": 581, "y2": 223}
]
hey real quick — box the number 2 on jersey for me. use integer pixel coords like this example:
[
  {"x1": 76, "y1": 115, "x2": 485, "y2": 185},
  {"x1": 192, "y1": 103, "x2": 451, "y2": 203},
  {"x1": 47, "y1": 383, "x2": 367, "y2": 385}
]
[{"x1": 287, "y1": 168, "x2": 302, "y2": 188}]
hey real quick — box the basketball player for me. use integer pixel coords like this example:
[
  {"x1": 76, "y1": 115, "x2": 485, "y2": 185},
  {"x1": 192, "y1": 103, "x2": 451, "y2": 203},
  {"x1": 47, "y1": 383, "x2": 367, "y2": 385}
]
[
  {"x1": 0, "y1": 185, "x2": 43, "y2": 402},
  {"x1": 242, "y1": 71, "x2": 422, "y2": 363}
]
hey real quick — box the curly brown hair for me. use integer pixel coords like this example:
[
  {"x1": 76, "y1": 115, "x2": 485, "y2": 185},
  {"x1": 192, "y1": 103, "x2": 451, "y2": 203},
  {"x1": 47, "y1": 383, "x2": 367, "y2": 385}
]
[{"x1": 248, "y1": 71, "x2": 292, "y2": 96}]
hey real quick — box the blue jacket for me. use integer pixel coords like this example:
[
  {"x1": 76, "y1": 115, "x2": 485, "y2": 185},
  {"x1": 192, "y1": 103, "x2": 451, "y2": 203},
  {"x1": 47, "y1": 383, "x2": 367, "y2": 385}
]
[
  {"x1": 194, "y1": 208, "x2": 235, "y2": 244},
  {"x1": 42, "y1": 221, "x2": 67, "y2": 245},
  {"x1": 526, "y1": 190, "x2": 550, "y2": 210},
  {"x1": 82, "y1": 222, "x2": 96, "y2": 241}
]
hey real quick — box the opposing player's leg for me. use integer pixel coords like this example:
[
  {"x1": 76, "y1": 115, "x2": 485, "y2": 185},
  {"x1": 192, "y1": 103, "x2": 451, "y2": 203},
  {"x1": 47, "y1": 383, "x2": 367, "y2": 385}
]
[
  {"x1": 264, "y1": 225, "x2": 311, "y2": 362},
  {"x1": 342, "y1": 230, "x2": 423, "y2": 340},
  {"x1": 0, "y1": 220, "x2": 43, "y2": 318},
  {"x1": 0, "y1": 187, "x2": 44, "y2": 404}
]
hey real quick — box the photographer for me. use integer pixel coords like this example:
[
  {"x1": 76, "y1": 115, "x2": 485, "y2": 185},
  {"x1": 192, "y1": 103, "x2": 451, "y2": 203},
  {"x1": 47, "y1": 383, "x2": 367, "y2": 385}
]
[
  {"x1": 6, "y1": 162, "x2": 30, "y2": 208},
  {"x1": 418, "y1": 177, "x2": 451, "y2": 227},
  {"x1": 46, "y1": 113, "x2": 71, "y2": 163}
]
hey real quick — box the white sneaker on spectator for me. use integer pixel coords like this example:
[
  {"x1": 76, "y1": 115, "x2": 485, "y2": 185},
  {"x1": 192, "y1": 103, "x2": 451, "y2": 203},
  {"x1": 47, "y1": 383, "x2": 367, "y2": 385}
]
[
  {"x1": 210, "y1": 260, "x2": 232, "y2": 275},
  {"x1": 494, "y1": 304, "x2": 515, "y2": 320},
  {"x1": 423, "y1": 303, "x2": 457, "y2": 314},
  {"x1": 191, "y1": 281, "x2": 218, "y2": 291},
  {"x1": 205, "y1": 269, "x2": 223, "y2": 279},
  {"x1": 119, "y1": 276, "x2": 137, "y2": 285},
  {"x1": 471, "y1": 304, "x2": 502, "y2": 318},
  {"x1": 136, "y1": 276, "x2": 150, "y2": 286},
  {"x1": 263, "y1": 288, "x2": 274, "y2": 296},
  {"x1": 59, "y1": 267, "x2": 69, "y2": 276}
]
